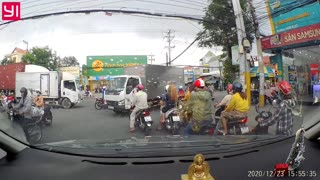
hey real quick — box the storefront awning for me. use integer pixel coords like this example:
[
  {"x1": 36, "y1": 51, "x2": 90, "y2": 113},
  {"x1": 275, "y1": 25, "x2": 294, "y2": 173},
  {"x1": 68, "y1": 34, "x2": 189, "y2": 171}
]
[{"x1": 250, "y1": 66, "x2": 275, "y2": 78}]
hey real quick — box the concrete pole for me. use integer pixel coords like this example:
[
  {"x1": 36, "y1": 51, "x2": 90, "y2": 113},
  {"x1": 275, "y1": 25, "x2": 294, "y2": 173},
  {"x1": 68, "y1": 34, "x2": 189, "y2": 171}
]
[
  {"x1": 249, "y1": 0, "x2": 265, "y2": 107},
  {"x1": 232, "y1": 0, "x2": 251, "y2": 104}
]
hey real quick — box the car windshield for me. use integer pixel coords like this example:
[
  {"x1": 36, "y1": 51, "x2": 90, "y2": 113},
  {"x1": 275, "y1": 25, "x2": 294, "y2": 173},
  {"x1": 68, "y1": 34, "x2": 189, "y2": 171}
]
[
  {"x1": 0, "y1": 0, "x2": 318, "y2": 159},
  {"x1": 107, "y1": 77, "x2": 127, "y2": 91}
]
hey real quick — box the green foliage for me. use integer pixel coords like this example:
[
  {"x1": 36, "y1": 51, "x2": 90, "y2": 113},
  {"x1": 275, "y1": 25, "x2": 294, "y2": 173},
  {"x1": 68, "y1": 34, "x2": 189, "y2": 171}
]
[
  {"x1": 221, "y1": 53, "x2": 239, "y2": 84},
  {"x1": 60, "y1": 56, "x2": 80, "y2": 67},
  {"x1": 198, "y1": 0, "x2": 254, "y2": 57},
  {"x1": 22, "y1": 46, "x2": 59, "y2": 71},
  {"x1": 0, "y1": 55, "x2": 13, "y2": 65}
]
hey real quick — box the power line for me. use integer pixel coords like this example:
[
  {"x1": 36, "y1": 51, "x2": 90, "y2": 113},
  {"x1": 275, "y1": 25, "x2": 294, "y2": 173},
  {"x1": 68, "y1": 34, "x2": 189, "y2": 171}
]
[{"x1": 169, "y1": 30, "x2": 205, "y2": 64}]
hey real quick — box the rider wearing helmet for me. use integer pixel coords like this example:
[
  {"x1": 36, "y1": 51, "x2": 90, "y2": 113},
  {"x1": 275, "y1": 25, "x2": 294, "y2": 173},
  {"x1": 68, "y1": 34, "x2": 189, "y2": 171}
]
[
  {"x1": 178, "y1": 85, "x2": 185, "y2": 99},
  {"x1": 220, "y1": 82, "x2": 249, "y2": 135},
  {"x1": 184, "y1": 78, "x2": 213, "y2": 135},
  {"x1": 157, "y1": 84, "x2": 178, "y2": 130},
  {"x1": 129, "y1": 84, "x2": 148, "y2": 132},
  {"x1": 33, "y1": 89, "x2": 44, "y2": 108},
  {"x1": 257, "y1": 81, "x2": 296, "y2": 136},
  {"x1": 13, "y1": 87, "x2": 33, "y2": 133}
]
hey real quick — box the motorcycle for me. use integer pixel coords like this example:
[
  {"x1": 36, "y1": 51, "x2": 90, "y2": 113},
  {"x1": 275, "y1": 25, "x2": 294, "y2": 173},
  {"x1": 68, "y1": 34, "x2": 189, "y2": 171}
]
[
  {"x1": 94, "y1": 98, "x2": 107, "y2": 110},
  {"x1": 163, "y1": 108, "x2": 181, "y2": 135},
  {"x1": 131, "y1": 107, "x2": 153, "y2": 136},
  {"x1": 9, "y1": 109, "x2": 42, "y2": 144},
  {"x1": 214, "y1": 106, "x2": 250, "y2": 135},
  {"x1": 41, "y1": 104, "x2": 53, "y2": 127}
]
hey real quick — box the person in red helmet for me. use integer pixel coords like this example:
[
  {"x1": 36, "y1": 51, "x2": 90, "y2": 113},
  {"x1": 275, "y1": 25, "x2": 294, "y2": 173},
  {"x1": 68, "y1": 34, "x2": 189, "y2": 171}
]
[
  {"x1": 129, "y1": 84, "x2": 148, "y2": 132},
  {"x1": 184, "y1": 78, "x2": 213, "y2": 135},
  {"x1": 257, "y1": 80, "x2": 296, "y2": 136}
]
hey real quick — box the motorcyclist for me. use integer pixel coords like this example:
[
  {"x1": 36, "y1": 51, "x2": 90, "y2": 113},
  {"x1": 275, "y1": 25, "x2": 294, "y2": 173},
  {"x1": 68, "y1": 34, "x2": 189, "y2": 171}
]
[
  {"x1": 129, "y1": 84, "x2": 148, "y2": 132},
  {"x1": 220, "y1": 82, "x2": 249, "y2": 135},
  {"x1": 102, "y1": 86, "x2": 106, "y2": 104},
  {"x1": 157, "y1": 84, "x2": 178, "y2": 130},
  {"x1": 183, "y1": 84, "x2": 195, "y2": 102},
  {"x1": 257, "y1": 80, "x2": 296, "y2": 136},
  {"x1": 184, "y1": 79, "x2": 213, "y2": 135},
  {"x1": 178, "y1": 85, "x2": 185, "y2": 99},
  {"x1": 13, "y1": 87, "x2": 33, "y2": 131},
  {"x1": 214, "y1": 84, "x2": 233, "y2": 119},
  {"x1": 33, "y1": 89, "x2": 44, "y2": 108}
]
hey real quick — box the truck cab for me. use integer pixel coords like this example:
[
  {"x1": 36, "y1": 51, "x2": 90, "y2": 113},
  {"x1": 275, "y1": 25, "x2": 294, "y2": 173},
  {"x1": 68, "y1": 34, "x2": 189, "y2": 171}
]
[
  {"x1": 104, "y1": 75, "x2": 140, "y2": 112},
  {"x1": 59, "y1": 72, "x2": 82, "y2": 108}
]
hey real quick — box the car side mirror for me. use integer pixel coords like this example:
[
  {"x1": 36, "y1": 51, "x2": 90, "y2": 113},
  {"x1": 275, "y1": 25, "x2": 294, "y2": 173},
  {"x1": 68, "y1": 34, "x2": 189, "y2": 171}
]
[{"x1": 272, "y1": 99, "x2": 280, "y2": 108}]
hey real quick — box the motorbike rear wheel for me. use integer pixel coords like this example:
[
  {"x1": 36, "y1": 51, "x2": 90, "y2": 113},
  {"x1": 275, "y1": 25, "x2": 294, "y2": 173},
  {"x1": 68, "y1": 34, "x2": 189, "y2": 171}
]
[
  {"x1": 172, "y1": 121, "x2": 180, "y2": 135},
  {"x1": 26, "y1": 124, "x2": 42, "y2": 144},
  {"x1": 95, "y1": 101, "x2": 103, "y2": 110},
  {"x1": 144, "y1": 126, "x2": 152, "y2": 136}
]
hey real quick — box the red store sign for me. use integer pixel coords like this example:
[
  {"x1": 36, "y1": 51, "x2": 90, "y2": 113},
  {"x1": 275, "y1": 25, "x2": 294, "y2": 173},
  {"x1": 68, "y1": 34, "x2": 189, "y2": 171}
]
[{"x1": 262, "y1": 23, "x2": 320, "y2": 50}]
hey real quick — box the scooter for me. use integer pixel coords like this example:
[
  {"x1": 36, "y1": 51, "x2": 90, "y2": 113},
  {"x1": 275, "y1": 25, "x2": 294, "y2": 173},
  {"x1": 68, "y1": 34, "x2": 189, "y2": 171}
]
[
  {"x1": 214, "y1": 106, "x2": 250, "y2": 135},
  {"x1": 163, "y1": 108, "x2": 181, "y2": 135},
  {"x1": 131, "y1": 107, "x2": 153, "y2": 136},
  {"x1": 9, "y1": 108, "x2": 42, "y2": 144}
]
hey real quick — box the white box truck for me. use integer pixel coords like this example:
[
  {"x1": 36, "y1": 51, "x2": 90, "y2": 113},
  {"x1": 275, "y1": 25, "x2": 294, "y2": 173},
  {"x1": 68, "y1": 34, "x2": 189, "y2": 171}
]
[
  {"x1": 104, "y1": 64, "x2": 184, "y2": 113},
  {"x1": 15, "y1": 71, "x2": 82, "y2": 109}
]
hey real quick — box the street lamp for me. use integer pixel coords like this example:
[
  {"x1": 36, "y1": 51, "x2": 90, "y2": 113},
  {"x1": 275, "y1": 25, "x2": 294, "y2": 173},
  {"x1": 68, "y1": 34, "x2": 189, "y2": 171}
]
[{"x1": 22, "y1": 40, "x2": 28, "y2": 51}]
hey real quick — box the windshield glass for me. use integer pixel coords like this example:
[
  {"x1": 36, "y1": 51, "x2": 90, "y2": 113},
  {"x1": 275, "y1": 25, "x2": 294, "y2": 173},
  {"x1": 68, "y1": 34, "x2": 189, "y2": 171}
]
[
  {"x1": 107, "y1": 77, "x2": 127, "y2": 91},
  {"x1": 0, "y1": 0, "x2": 317, "y2": 161}
]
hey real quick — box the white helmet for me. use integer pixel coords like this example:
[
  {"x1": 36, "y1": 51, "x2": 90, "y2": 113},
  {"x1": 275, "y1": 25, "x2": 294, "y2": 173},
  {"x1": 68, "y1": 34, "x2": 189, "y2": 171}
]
[
  {"x1": 103, "y1": 86, "x2": 106, "y2": 89},
  {"x1": 165, "y1": 85, "x2": 170, "y2": 92}
]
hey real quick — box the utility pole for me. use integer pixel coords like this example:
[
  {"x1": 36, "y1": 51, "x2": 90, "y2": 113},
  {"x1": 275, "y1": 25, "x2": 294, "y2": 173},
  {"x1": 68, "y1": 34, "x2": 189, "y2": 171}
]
[
  {"x1": 232, "y1": 0, "x2": 251, "y2": 104},
  {"x1": 148, "y1": 55, "x2": 155, "y2": 64},
  {"x1": 164, "y1": 29, "x2": 175, "y2": 65},
  {"x1": 249, "y1": 0, "x2": 265, "y2": 107},
  {"x1": 23, "y1": 40, "x2": 28, "y2": 51}
]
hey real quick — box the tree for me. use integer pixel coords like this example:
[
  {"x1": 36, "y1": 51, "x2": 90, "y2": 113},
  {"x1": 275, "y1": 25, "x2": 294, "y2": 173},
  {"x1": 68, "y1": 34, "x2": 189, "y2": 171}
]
[
  {"x1": 221, "y1": 53, "x2": 239, "y2": 84},
  {"x1": 22, "y1": 46, "x2": 59, "y2": 71},
  {"x1": 198, "y1": 0, "x2": 254, "y2": 83},
  {"x1": 59, "y1": 56, "x2": 80, "y2": 67},
  {"x1": 0, "y1": 55, "x2": 13, "y2": 65},
  {"x1": 198, "y1": 0, "x2": 254, "y2": 58}
]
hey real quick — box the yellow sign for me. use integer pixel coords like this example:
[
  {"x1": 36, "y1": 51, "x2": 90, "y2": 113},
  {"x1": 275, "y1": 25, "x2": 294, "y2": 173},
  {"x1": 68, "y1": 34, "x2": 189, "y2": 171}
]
[
  {"x1": 92, "y1": 60, "x2": 104, "y2": 72},
  {"x1": 275, "y1": 12, "x2": 309, "y2": 26},
  {"x1": 59, "y1": 67, "x2": 80, "y2": 76}
]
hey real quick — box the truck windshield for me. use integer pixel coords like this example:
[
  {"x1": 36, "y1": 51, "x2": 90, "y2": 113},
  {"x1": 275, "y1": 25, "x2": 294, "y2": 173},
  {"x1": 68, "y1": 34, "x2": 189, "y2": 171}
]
[{"x1": 108, "y1": 77, "x2": 127, "y2": 91}]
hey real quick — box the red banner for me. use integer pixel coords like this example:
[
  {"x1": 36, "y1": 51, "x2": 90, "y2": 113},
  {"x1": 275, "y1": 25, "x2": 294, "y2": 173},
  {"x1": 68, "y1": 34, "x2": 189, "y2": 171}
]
[
  {"x1": 262, "y1": 23, "x2": 320, "y2": 50},
  {"x1": 310, "y1": 64, "x2": 319, "y2": 76}
]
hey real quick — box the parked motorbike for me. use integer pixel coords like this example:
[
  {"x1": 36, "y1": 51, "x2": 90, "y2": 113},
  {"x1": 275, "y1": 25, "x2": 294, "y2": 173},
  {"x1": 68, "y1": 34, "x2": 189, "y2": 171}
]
[
  {"x1": 163, "y1": 108, "x2": 181, "y2": 135},
  {"x1": 95, "y1": 98, "x2": 107, "y2": 110},
  {"x1": 131, "y1": 107, "x2": 153, "y2": 136},
  {"x1": 214, "y1": 106, "x2": 250, "y2": 135}
]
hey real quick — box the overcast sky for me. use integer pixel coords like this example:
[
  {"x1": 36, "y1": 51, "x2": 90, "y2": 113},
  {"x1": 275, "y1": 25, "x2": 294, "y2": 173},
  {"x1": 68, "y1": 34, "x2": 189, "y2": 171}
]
[{"x1": 0, "y1": 0, "x2": 271, "y2": 66}]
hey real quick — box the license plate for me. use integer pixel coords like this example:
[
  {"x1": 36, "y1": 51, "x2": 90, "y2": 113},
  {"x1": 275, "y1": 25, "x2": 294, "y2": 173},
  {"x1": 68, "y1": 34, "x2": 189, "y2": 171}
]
[
  {"x1": 10, "y1": 111, "x2": 13, "y2": 115},
  {"x1": 144, "y1": 116, "x2": 152, "y2": 122},
  {"x1": 240, "y1": 126, "x2": 249, "y2": 134},
  {"x1": 172, "y1": 116, "x2": 180, "y2": 122},
  {"x1": 108, "y1": 106, "x2": 114, "y2": 110}
]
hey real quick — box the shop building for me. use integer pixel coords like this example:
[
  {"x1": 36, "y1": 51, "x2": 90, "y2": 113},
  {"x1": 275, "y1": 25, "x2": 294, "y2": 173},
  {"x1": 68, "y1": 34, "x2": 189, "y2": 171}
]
[{"x1": 261, "y1": 0, "x2": 320, "y2": 100}]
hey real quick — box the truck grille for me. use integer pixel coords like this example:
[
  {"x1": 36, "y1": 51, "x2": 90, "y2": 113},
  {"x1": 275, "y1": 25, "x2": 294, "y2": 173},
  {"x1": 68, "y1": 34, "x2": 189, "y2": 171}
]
[{"x1": 107, "y1": 101, "x2": 117, "y2": 106}]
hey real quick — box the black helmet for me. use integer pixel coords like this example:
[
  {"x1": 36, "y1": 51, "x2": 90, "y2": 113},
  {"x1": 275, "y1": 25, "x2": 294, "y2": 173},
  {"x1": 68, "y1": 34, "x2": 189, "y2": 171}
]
[
  {"x1": 20, "y1": 87, "x2": 28, "y2": 95},
  {"x1": 232, "y1": 82, "x2": 243, "y2": 92}
]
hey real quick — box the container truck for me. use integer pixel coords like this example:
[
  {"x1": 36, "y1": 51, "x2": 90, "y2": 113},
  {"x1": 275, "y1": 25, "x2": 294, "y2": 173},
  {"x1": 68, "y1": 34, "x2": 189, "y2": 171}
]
[
  {"x1": 0, "y1": 63, "x2": 49, "y2": 92},
  {"x1": 104, "y1": 64, "x2": 184, "y2": 113},
  {"x1": 15, "y1": 71, "x2": 82, "y2": 109}
]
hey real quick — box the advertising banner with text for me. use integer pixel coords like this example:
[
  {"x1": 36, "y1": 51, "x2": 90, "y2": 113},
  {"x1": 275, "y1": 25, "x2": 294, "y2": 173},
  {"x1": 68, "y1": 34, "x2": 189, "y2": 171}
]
[{"x1": 262, "y1": 23, "x2": 320, "y2": 50}]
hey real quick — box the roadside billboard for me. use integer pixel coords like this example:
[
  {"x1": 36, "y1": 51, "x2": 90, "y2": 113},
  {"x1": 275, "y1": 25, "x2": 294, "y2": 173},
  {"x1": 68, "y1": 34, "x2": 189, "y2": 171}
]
[
  {"x1": 86, "y1": 55, "x2": 147, "y2": 76},
  {"x1": 267, "y1": 0, "x2": 320, "y2": 34}
]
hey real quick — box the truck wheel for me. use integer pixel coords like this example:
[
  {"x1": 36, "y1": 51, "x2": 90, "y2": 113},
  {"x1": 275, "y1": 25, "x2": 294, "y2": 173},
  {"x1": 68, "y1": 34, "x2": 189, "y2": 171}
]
[{"x1": 62, "y1": 98, "x2": 72, "y2": 109}]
